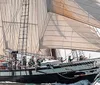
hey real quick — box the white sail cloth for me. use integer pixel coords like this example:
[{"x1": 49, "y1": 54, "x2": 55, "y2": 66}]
[
  {"x1": 0, "y1": 0, "x2": 51, "y2": 55},
  {"x1": 0, "y1": 0, "x2": 100, "y2": 56},
  {"x1": 47, "y1": 0, "x2": 100, "y2": 28},
  {"x1": 40, "y1": 13, "x2": 100, "y2": 51},
  {"x1": 0, "y1": 0, "x2": 40, "y2": 54}
]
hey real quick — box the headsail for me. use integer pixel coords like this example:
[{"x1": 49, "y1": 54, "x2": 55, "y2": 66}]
[{"x1": 47, "y1": 0, "x2": 100, "y2": 28}]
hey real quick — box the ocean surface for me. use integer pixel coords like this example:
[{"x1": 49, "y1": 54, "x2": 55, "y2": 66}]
[
  {"x1": 52, "y1": 80, "x2": 91, "y2": 85},
  {"x1": 0, "y1": 80, "x2": 92, "y2": 85}
]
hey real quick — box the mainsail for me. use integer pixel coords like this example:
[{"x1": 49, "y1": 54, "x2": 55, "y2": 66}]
[
  {"x1": 47, "y1": 0, "x2": 100, "y2": 28},
  {"x1": 0, "y1": 0, "x2": 100, "y2": 56}
]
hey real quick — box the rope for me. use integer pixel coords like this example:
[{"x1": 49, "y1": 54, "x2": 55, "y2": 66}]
[
  {"x1": 49, "y1": 64, "x2": 79, "y2": 80},
  {"x1": 94, "y1": 69, "x2": 100, "y2": 81},
  {"x1": 0, "y1": 0, "x2": 23, "y2": 52}
]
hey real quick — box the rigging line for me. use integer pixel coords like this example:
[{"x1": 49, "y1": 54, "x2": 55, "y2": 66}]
[
  {"x1": 73, "y1": 0, "x2": 100, "y2": 9},
  {"x1": 0, "y1": 39, "x2": 4, "y2": 50},
  {"x1": 63, "y1": 18, "x2": 100, "y2": 48},
  {"x1": 2, "y1": 0, "x2": 23, "y2": 36},
  {"x1": 1, "y1": 22, "x2": 7, "y2": 50},
  {"x1": 24, "y1": 0, "x2": 38, "y2": 52},
  {"x1": 35, "y1": 0, "x2": 41, "y2": 53},
  {"x1": 9, "y1": 24, "x2": 12, "y2": 49},
  {"x1": 31, "y1": 0, "x2": 33, "y2": 25},
  {"x1": 15, "y1": 25, "x2": 20, "y2": 50},
  {"x1": 0, "y1": 6, "x2": 13, "y2": 38},
  {"x1": 45, "y1": 29, "x2": 98, "y2": 34},
  {"x1": 95, "y1": 28, "x2": 100, "y2": 37},
  {"x1": 1, "y1": 0, "x2": 23, "y2": 50},
  {"x1": 11, "y1": 23, "x2": 16, "y2": 50},
  {"x1": 12, "y1": 15, "x2": 20, "y2": 50},
  {"x1": 11, "y1": 25, "x2": 15, "y2": 50},
  {"x1": 10, "y1": 0, "x2": 13, "y2": 21},
  {"x1": 44, "y1": 44, "x2": 100, "y2": 51},
  {"x1": 11, "y1": 0, "x2": 18, "y2": 47},
  {"x1": 39, "y1": 2, "x2": 52, "y2": 40},
  {"x1": 50, "y1": 14, "x2": 66, "y2": 38},
  {"x1": 74, "y1": 0, "x2": 100, "y2": 4},
  {"x1": 13, "y1": 23, "x2": 17, "y2": 50},
  {"x1": 54, "y1": 13, "x2": 65, "y2": 48},
  {"x1": 43, "y1": 39, "x2": 100, "y2": 45},
  {"x1": 44, "y1": 34, "x2": 100, "y2": 39},
  {"x1": 52, "y1": 3, "x2": 100, "y2": 23},
  {"x1": 52, "y1": 4, "x2": 99, "y2": 21},
  {"x1": 3, "y1": 21, "x2": 37, "y2": 25},
  {"x1": 33, "y1": 0, "x2": 37, "y2": 52},
  {"x1": 56, "y1": 49, "x2": 63, "y2": 58},
  {"x1": 54, "y1": 0, "x2": 100, "y2": 12},
  {"x1": 0, "y1": 7, "x2": 9, "y2": 52},
  {"x1": 61, "y1": 0, "x2": 66, "y2": 48},
  {"x1": 36, "y1": 0, "x2": 50, "y2": 52},
  {"x1": 40, "y1": 13, "x2": 52, "y2": 40},
  {"x1": 49, "y1": 64, "x2": 78, "y2": 79},
  {"x1": 30, "y1": 26, "x2": 33, "y2": 53},
  {"x1": 0, "y1": 33, "x2": 4, "y2": 53},
  {"x1": 3, "y1": 1, "x2": 7, "y2": 21}
]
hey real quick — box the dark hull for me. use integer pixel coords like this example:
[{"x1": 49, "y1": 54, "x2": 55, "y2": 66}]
[
  {"x1": 0, "y1": 70, "x2": 97, "y2": 84},
  {"x1": 15, "y1": 72, "x2": 97, "y2": 84},
  {"x1": 0, "y1": 60, "x2": 98, "y2": 84}
]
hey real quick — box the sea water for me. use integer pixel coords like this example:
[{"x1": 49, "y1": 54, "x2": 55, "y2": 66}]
[
  {"x1": 0, "y1": 80, "x2": 91, "y2": 85},
  {"x1": 25, "y1": 80, "x2": 91, "y2": 85},
  {"x1": 52, "y1": 80, "x2": 91, "y2": 85}
]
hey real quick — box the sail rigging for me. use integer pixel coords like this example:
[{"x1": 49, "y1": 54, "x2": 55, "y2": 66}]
[
  {"x1": 0, "y1": 0, "x2": 99, "y2": 83},
  {"x1": 0, "y1": 0, "x2": 100, "y2": 56},
  {"x1": 47, "y1": 0, "x2": 100, "y2": 28},
  {"x1": 40, "y1": 13, "x2": 100, "y2": 51},
  {"x1": 0, "y1": 0, "x2": 40, "y2": 55}
]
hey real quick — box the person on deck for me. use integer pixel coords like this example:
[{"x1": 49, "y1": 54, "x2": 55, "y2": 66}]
[
  {"x1": 79, "y1": 55, "x2": 86, "y2": 61},
  {"x1": 28, "y1": 56, "x2": 35, "y2": 67},
  {"x1": 7, "y1": 60, "x2": 12, "y2": 70},
  {"x1": 17, "y1": 61, "x2": 21, "y2": 69},
  {"x1": 68, "y1": 56, "x2": 74, "y2": 62},
  {"x1": 22, "y1": 56, "x2": 27, "y2": 68},
  {"x1": 36, "y1": 58, "x2": 41, "y2": 66}
]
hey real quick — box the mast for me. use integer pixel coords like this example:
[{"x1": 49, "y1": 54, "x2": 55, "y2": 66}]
[
  {"x1": 51, "y1": 49, "x2": 57, "y2": 59},
  {"x1": 18, "y1": 0, "x2": 30, "y2": 56}
]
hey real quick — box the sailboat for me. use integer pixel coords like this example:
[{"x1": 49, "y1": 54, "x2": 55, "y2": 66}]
[{"x1": 0, "y1": 0, "x2": 100, "y2": 84}]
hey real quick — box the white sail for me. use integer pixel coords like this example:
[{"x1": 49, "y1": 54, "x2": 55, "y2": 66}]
[
  {"x1": 47, "y1": 0, "x2": 100, "y2": 28},
  {"x1": 75, "y1": 0, "x2": 100, "y2": 22},
  {"x1": 0, "y1": 0, "x2": 52, "y2": 55},
  {"x1": 0, "y1": 0, "x2": 100, "y2": 56},
  {"x1": 40, "y1": 13, "x2": 100, "y2": 51},
  {"x1": 0, "y1": 0, "x2": 40, "y2": 54},
  {"x1": 0, "y1": 12, "x2": 5, "y2": 55}
]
